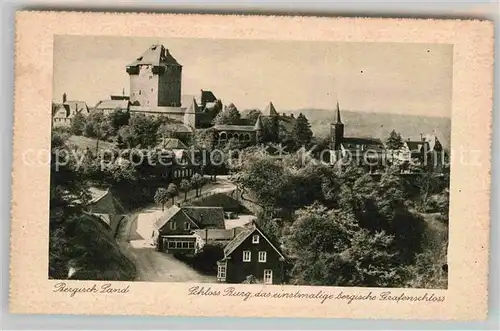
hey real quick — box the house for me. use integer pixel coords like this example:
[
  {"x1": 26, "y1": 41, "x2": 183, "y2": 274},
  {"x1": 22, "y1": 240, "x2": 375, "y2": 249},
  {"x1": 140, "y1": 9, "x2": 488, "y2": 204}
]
[
  {"x1": 85, "y1": 187, "x2": 127, "y2": 236},
  {"x1": 213, "y1": 115, "x2": 263, "y2": 145},
  {"x1": 153, "y1": 205, "x2": 227, "y2": 254},
  {"x1": 216, "y1": 220, "x2": 288, "y2": 285},
  {"x1": 95, "y1": 96, "x2": 130, "y2": 115},
  {"x1": 52, "y1": 93, "x2": 90, "y2": 127}
]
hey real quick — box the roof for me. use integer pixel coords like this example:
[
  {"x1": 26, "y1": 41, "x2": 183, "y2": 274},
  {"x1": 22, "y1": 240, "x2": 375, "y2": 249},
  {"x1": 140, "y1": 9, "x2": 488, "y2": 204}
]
[
  {"x1": 200, "y1": 90, "x2": 217, "y2": 104},
  {"x1": 405, "y1": 141, "x2": 431, "y2": 153},
  {"x1": 181, "y1": 207, "x2": 225, "y2": 229},
  {"x1": 263, "y1": 102, "x2": 279, "y2": 117},
  {"x1": 341, "y1": 137, "x2": 385, "y2": 152},
  {"x1": 335, "y1": 101, "x2": 342, "y2": 123},
  {"x1": 254, "y1": 116, "x2": 263, "y2": 130},
  {"x1": 128, "y1": 44, "x2": 181, "y2": 67},
  {"x1": 95, "y1": 99, "x2": 129, "y2": 110},
  {"x1": 222, "y1": 221, "x2": 287, "y2": 261},
  {"x1": 158, "y1": 138, "x2": 188, "y2": 150},
  {"x1": 154, "y1": 205, "x2": 183, "y2": 230},
  {"x1": 213, "y1": 124, "x2": 256, "y2": 132},
  {"x1": 87, "y1": 187, "x2": 126, "y2": 215},
  {"x1": 193, "y1": 228, "x2": 241, "y2": 241},
  {"x1": 54, "y1": 101, "x2": 89, "y2": 119},
  {"x1": 155, "y1": 205, "x2": 226, "y2": 231}
]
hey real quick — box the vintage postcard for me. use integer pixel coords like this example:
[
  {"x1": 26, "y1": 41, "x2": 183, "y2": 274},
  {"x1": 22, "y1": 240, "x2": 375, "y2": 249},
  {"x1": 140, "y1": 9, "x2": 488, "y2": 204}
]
[{"x1": 10, "y1": 12, "x2": 493, "y2": 320}]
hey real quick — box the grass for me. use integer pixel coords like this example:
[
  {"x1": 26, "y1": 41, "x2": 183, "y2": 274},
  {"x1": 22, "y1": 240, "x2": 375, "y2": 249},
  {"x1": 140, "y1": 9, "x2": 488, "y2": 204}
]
[{"x1": 67, "y1": 135, "x2": 116, "y2": 154}]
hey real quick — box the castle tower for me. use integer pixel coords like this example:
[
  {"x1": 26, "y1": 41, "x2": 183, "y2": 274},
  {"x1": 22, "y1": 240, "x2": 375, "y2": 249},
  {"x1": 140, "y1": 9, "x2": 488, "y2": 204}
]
[
  {"x1": 330, "y1": 101, "x2": 344, "y2": 150},
  {"x1": 126, "y1": 44, "x2": 182, "y2": 108}
]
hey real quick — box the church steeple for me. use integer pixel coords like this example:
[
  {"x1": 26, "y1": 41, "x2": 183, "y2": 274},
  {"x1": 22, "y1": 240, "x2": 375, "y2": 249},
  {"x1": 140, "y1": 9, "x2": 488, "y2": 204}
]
[
  {"x1": 335, "y1": 101, "x2": 342, "y2": 123},
  {"x1": 330, "y1": 101, "x2": 344, "y2": 151}
]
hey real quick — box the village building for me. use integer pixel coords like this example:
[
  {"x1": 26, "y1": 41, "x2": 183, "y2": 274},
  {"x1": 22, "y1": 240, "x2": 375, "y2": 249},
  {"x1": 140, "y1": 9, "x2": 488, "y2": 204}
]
[
  {"x1": 85, "y1": 187, "x2": 127, "y2": 236},
  {"x1": 95, "y1": 92, "x2": 130, "y2": 115},
  {"x1": 52, "y1": 93, "x2": 90, "y2": 127},
  {"x1": 153, "y1": 205, "x2": 230, "y2": 255},
  {"x1": 216, "y1": 220, "x2": 288, "y2": 285}
]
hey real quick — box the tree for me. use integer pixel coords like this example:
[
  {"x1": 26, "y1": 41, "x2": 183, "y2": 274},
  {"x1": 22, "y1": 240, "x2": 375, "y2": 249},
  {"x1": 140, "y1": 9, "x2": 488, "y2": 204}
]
[
  {"x1": 190, "y1": 173, "x2": 204, "y2": 197},
  {"x1": 386, "y1": 129, "x2": 404, "y2": 150},
  {"x1": 179, "y1": 179, "x2": 191, "y2": 201},
  {"x1": 284, "y1": 204, "x2": 402, "y2": 287},
  {"x1": 245, "y1": 109, "x2": 262, "y2": 122},
  {"x1": 107, "y1": 109, "x2": 130, "y2": 135},
  {"x1": 212, "y1": 103, "x2": 241, "y2": 125},
  {"x1": 154, "y1": 187, "x2": 169, "y2": 212},
  {"x1": 291, "y1": 113, "x2": 313, "y2": 147},
  {"x1": 83, "y1": 110, "x2": 110, "y2": 152},
  {"x1": 166, "y1": 183, "x2": 179, "y2": 205},
  {"x1": 127, "y1": 113, "x2": 163, "y2": 148},
  {"x1": 70, "y1": 112, "x2": 86, "y2": 136}
]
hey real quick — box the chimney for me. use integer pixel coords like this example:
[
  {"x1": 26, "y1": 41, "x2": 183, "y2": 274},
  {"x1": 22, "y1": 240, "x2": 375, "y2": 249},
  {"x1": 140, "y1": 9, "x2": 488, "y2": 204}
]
[
  {"x1": 205, "y1": 228, "x2": 208, "y2": 242},
  {"x1": 290, "y1": 114, "x2": 294, "y2": 118},
  {"x1": 63, "y1": 93, "x2": 67, "y2": 103},
  {"x1": 420, "y1": 133, "x2": 424, "y2": 141},
  {"x1": 282, "y1": 112, "x2": 286, "y2": 116},
  {"x1": 122, "y1": 88, "x2": 125, "y2": 96}
]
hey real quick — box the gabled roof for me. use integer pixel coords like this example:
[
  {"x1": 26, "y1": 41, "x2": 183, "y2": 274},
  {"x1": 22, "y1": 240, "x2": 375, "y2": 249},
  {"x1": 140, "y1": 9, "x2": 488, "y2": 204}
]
[
  {"x1": 87, "y1": 187, "x2": 126, "y2": 215},
  {"x1": 159, "y1": 138, "x2": 188, "y2": 150},
  {"x1": 159, "y1": 122, "x2": 194, "y2": 134},
  {"x1": 95, "y1": 99, "x2": 129, "y2": 110},
  {"x1": 193, "y1": 228, "x2": 242, "y2": 242},
  {"x1": 222, "y1": 221, "x2": 287, "y2": 261},
  {"x1": 128, "y1": 44, "x2": 181, "y2": 67},
  {"x1": 181, "y1": 206, "x2": 225, "y2": 229},
  {"x1": 155, "y1": 205, "x2": 226, "y2": 231},
  {"x1": 154, "y1": 205, "x2": 183, "y2": 230},
  {"x1": 263, "y1": 102, "x2": 279, "y2": 117}
]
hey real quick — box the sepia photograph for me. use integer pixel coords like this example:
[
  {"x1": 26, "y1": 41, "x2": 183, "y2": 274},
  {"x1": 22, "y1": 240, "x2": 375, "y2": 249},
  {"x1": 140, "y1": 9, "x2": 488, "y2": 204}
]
[{"x1": 49, "y1": 36, "x2": 451, "y2": 289}]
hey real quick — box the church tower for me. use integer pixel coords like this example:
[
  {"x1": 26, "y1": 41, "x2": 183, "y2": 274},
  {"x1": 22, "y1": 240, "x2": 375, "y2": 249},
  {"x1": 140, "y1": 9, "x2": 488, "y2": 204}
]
[
  {"x1": 330, "y1": 102, "x2": 344, "y2": 150},
  {"x1": 126, "y1": 44, "x2": 182, "y2": 108}
]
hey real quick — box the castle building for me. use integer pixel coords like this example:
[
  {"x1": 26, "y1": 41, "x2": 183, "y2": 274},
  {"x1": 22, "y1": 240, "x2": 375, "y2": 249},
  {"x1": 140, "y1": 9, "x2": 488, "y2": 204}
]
[{"x1": 125, "y1": 44, "x2": 222, "y2": 129}]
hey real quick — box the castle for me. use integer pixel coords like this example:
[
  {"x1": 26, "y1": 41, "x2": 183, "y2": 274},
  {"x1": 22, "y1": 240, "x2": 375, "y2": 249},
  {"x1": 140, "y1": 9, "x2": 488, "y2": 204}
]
[{"x1": 54, "y1": 44, "x2": 294, "y2": 143}]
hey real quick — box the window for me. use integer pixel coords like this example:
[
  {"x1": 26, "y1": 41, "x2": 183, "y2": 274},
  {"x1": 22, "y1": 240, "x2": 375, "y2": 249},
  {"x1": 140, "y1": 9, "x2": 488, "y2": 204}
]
[
  {"x1": 243, "y1": 251, "x2": 251, "y2": 262},
  {"x1": 168, "y1": 241, "x2": 176, "y2": 249},
  {"x1": 139, "y1": 90, "x2": 142, "y2": 95},
  {"x1": 188, "y1": 242, "x2": 195, "y2": 249},
  {"x1": 176, "y1": 241, "x2": 182, "y2": 248},
  {"x1": 258, "y1": 251, "x2": 267, "y2": 263},
  {"x1": 252, "y1": 235, "x2": 260, "y2": 244},
  {"x1": 182, "y1": 242, "x2": 189, "y2": 249},
  {"x1": 170, "y1": 221, "x2": 177, "y2": 230},
  {"x1": 184, "y1": 222, "x2": 190, "y2": 231},
  {"x1": 217, "y1": 263, "x2": 226, "y2": 281},
  {"x1": 263, "y1": 269, "x2": 273, "y2": 284}
]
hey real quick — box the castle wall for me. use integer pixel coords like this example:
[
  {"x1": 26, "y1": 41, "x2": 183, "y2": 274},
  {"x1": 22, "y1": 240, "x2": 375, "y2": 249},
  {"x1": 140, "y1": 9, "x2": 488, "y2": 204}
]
[{"x1": 129, "y1": 65, "x2": 160, "y2": 107}]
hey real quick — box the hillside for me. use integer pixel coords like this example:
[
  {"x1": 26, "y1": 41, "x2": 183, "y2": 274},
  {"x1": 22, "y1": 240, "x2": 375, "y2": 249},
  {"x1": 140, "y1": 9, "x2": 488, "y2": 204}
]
[{"x1": 288, "y1": 109, "x2": 451, "y2": 148}]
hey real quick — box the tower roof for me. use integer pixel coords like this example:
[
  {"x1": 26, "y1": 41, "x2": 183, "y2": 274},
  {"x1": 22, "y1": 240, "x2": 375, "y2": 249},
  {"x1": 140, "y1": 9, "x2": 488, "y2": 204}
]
[
  {"x1": 263, "y1": 102, "x2": 279, "y2": 117},
  {"x1": 254, "y1": 115, "x2": 263, "y2": 130},
  {"x1": 128, "y1": 44, "x2": 181, "y2": 67},
  {"x1": 335, "y1": 101, "x2": 342, "y2": 124}
]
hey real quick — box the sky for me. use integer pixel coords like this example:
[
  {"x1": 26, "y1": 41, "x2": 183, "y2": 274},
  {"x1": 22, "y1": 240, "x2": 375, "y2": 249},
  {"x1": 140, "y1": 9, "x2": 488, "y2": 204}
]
[{"x1": 53, "y1": 36, "x2": 453, "y2": 118}]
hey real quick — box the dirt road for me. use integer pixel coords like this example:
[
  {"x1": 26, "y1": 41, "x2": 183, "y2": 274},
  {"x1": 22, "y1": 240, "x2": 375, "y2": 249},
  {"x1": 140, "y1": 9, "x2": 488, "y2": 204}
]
[{"x1": 115, "y1": 177, "x2": 234, "y2": 282}]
